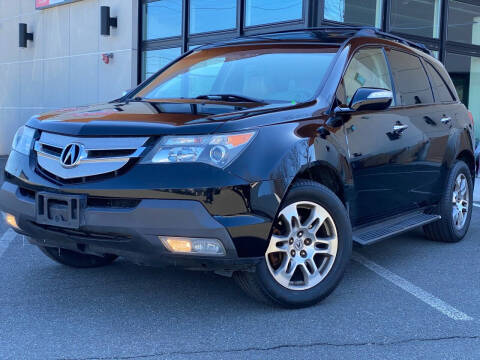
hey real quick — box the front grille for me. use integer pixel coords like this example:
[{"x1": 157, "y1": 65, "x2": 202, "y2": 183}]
[
  {"x1": 86, "y1": 197, "x2": 141, "y2": 209},
  {"x1": 31, "y1": 222, "x2": 132, "y2": 242},
  {"x1": 19, "y1": 187, "x2": 35, "y2": 199},
  {"x1": 35, "y1": 132, "x2": 149, "y2": 180},
  {"x1": 18, "y1": 185, "x2": 141, "y2": 209}
]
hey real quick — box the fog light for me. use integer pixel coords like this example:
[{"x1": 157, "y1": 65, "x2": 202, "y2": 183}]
[
  {"x1": 160, "y1": 236, "x2": 226, "y2": 256},
  {"x1": 3, "y1": 213, "x2": 19, "y2": 230}
]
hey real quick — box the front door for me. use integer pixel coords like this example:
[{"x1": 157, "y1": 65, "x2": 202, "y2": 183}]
[
  {"x1": 337, "y1": 47, "x2": 428, "y2": 226},
  {"x1": 344, "y1": 108, "x2": 426, "y2": 226}
]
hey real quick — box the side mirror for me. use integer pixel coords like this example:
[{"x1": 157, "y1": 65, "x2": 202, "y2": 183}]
[{"x1": 349, "y1": 88, "x2": 393, "y2": 112}]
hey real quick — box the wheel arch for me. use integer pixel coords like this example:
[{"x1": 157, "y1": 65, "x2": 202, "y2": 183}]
[
  {"x1": 291, "y1": 161, "x2": 347, "y2": 205},
  {"x1": 444, "y1": 127, "x2": 475, "y2": 179},
  {"x1": 457, "y1": 149, "x2": 475, "y2": 179}
]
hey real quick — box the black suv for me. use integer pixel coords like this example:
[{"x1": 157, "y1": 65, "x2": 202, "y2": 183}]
[{"x1": 1, "y1": 27, "x2": 475, "y2": 308}]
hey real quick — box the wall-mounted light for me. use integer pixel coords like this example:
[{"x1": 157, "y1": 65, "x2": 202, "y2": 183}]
[
  {"x1": 101, "y1": 6, "x2": 117, "y2": 36},
  {"x1": 19, "y1": 23, "x2": 34, "y2": 48}
]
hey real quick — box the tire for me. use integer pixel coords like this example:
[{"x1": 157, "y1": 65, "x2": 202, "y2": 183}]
[
  {"x1": 38, "y1": 246, "x2": 118, "y2": 268},
  {"x1": 423, "y1": 160, "x2": 474, "y2": 243},
  {"x1": 234, "y1": 180, "x2": 352, "y2": 308}
]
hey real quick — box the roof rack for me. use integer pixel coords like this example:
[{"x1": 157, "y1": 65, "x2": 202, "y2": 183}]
[
  {"x1": 358, "y1": 28, "x2": 432, "y2": 55},
  {"x1": 255, "y1": 26, "x2": 432, "y2": 56},
  {"x1": 258, "y1": 25, "x2": 366, "y2": 36}
]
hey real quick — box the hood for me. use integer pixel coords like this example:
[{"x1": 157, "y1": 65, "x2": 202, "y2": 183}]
[{"x1": 27, "y1": 99, "x2": 311, "y2": 136}]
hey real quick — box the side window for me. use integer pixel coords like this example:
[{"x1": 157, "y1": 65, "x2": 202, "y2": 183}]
[
  {"x1": 341, "y1": 48, "x2": 393, "y2": 106},
  {"x1": 387, "y1": 50, "x2": 434, "y2": 106},
  {"x1": 424, "y1": 61, "x2": 456, "y2": 103}
]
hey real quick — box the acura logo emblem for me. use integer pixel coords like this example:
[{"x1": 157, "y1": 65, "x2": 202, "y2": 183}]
[{"x1": 60, "y1": 143, "x2": 83, "y2": 168}]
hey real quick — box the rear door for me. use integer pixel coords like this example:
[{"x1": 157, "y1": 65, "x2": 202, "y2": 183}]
[
  {"x1": 386, "y1": 49, "x2": 452, "y2": 206},
  {"x1": 340, "y1": 47, "x2": 426, "y2": 226},
  {"x1": 420, "y1": 60, "x2": 458, "y2": 200}
]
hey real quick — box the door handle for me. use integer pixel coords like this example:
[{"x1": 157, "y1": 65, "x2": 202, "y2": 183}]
[
  {"x1": 393, "y1": 124, "x2": 408, "y2": 133},
  {"x1": 441, "y1": 117, "x2": 452, "y2": 124}
]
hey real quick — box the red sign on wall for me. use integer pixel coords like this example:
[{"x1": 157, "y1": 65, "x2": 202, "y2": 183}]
[
  {"x1": 36, "y1": 0, "x2": 50, "y2": 7},
  {"x1": 36, "y1": 0, "x2": 82, "y2": 10}
]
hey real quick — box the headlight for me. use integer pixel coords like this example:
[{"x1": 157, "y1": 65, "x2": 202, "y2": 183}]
[
  {"x1": 146, "y1": 131, "x2": 256, "y2": 168},
  {"x1": 11, "y1": 126, "x2": 36, "y2": 155}
]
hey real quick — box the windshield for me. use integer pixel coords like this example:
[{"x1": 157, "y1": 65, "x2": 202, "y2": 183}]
[{"x1": 137, "y1": 45, "x2": 338, "y2": 103}]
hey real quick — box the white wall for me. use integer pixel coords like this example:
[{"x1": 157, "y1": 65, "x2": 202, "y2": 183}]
[{"x1": 0, "y1": 0, "x2": 138, "y2": 155}]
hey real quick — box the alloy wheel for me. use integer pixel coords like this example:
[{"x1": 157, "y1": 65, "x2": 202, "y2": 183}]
[
  {"x1": 452, "y1": 173, "x2": 469, "y2": 230},
  {"x1": 265, "y1": 201, "x2": 338, "y2": 291}
]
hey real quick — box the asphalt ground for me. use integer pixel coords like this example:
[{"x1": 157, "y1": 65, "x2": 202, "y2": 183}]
[{"x1": 0, "y1": 156, "x2": 479, "y2": 360}]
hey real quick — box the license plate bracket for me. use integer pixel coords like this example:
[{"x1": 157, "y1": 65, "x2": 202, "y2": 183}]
[{"x1": 36, "y1": 192, "x2": 85, "y2": 229}]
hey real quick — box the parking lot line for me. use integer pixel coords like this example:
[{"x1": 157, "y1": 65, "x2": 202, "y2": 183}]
[
  {"x1": 352, "y1": 252, "x2": 473, "y2": 321},
  {"x1": 0, "y1": 229, "x2": 17, "y2": 258}
]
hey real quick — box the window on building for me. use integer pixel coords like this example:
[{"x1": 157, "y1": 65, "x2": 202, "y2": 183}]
[
  {"x1": 245, "y1": 0, "x2": 303, "y2": 26},
  {"x1": 340, "y1": 48, "x2": 392, "y2": 106},
  {"x1": 387, "y1": 50, "x2": 433, "y2": 106},
  {"x1": 143, "y1": 0, "x2": 182, "y2": 40},
  {"x1": 424, "y1": 61, "x2": 456, "y2": 103},
  {"x1": 190, "y1": 0, "x2": 237, "y2": 34},
  {"x1": 446, "y1": 52, "x2": 480, "y2": 142},
  {"x1": 390, "y1": 0, "x2": 441, "y2": 38},
  {"x1": 324, "y1": 0, "x2": 382, "y2": 27},
  {"x1": 448, "y1": 0, "x2": 480, "y2": 46},
  {"x1": 142, "y1": 47, "x2": 182, "y2": 80}
]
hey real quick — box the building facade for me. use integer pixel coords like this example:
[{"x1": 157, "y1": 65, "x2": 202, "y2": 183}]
[{"x1": 1, "y1": 0, "x2": 479, "y2": 154}]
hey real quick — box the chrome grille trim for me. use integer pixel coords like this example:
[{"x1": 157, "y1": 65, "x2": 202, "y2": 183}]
[{"x1": 35, "y1": 132, "x2": 149, "y2": 180}]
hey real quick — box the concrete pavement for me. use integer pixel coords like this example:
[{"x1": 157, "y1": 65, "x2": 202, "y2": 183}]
[
  {"x1": 0, "y1": 211, "x2": 479, "y2": 359},
  {"x1": 0, "y1": 158, "x2": 480, "y2": 359}
]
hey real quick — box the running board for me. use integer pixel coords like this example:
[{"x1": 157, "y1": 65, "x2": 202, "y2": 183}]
[{"x1": 353, "y1": 212, "x2": 441, "y2": 246}]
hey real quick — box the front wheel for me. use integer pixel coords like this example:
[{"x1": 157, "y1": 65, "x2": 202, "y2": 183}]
[
  {"x1": 38, "y1": 246, "x2": 118, "y2": 268},
  {"x1": 234, "y1": 180, "x2": 352, "y2": 308}
]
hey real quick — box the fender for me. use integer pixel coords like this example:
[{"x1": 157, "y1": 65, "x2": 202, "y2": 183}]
[{"x1": 444, "y1": 126, "x2": 475, "y2": 173}]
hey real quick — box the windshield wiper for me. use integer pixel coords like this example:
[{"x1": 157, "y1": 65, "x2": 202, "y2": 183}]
[{"x1": 195, "y1": 94, "x2": 268, "y2": 104}]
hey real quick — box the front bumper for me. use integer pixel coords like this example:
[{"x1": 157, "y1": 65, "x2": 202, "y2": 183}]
[
  {"x1": 0, "y1": 180, "x2": 263, "y2": 270},
  {"x1": 0, "y1": 151, "x2": 290, "y2": 270}
]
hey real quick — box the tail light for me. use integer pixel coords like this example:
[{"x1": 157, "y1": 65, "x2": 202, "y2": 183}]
[{"x1": 468, "y1": 111, "x2": 474, "y2": 128}]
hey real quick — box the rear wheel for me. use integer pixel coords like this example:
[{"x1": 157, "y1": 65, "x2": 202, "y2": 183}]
[
  {"x1": 234, "y1": 180, "x2": 352, "y2": 308},
  {"x1": 424, "y1": 160, "x2": 473, "y2": 242},
  {"x1": 39, "y1": 246, "x2": 118, "y2": 268}
]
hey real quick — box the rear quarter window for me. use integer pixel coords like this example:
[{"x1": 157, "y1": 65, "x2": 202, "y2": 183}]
[{"x1": 424, "y1": 61, "x2": 456, "y2": 103}]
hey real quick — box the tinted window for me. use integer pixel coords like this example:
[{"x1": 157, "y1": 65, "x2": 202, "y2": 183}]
[
  {"x1": 341, "y1": 48, "x2": 393, "y2": 105},
  {"x1": 142, "y1": 48, "x2": 182, "y2": 80},
  {"x1": 445, "y1": 52, "x2": 479, "y2": 142},
  {"x1": 424, "y1": 62, "x2": 455, "y2": 103},
  {"x1": 387, "y1": 50, "x2": 434, "y2": 106},
  {"x1": 142, "y1": 0, "x2": 182, "y2": 39},
  {"x1": 190, "y1": 0, "x2": 237, "y2": 34},
  {"x1": 324, "y1": 0, "x2": 382, "y2": 27},
  {"x1": 448, "y1": 0, "x2": 480, "y2": 46},
  {"x1": 245, "y1": 0, "x2": 303, "y2": 26},
  {"x1": 140, "y1": 47, "x2": 337, "y2": 103},
  {"x1": 390, "y1": 0, "x2": 441, "y2": 38}
]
